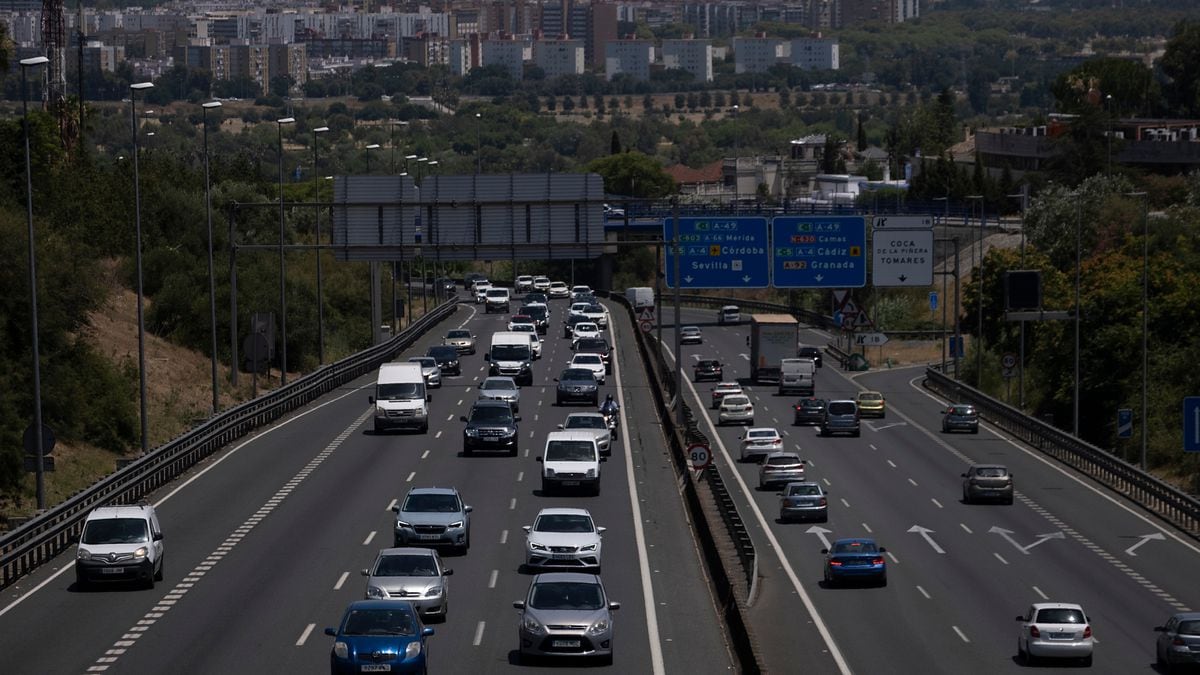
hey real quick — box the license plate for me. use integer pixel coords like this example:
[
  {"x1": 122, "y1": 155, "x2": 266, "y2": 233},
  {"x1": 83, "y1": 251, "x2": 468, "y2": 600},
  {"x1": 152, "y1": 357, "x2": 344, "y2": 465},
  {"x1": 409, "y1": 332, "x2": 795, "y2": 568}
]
[
  {"x1": 101, "y1": 567, "x2": 125, "y2": 574},
  {"x1": 551, "y1": 553, "x2": 576, "y2": 560},
  {"x1": 484, "y1": 436, "x2": 499, "y2": 442},
  {"x1": 562, "y1": 481, "x2": 580, "y2": 486},
  {"x1": 552, "y1": 639, "x2": 581, "y2": 648},
  {"x1": 418, "y1": 534, "x2": 441, "y2": 540},
  {"x1": 360, "y1": 666, "x2": 391, "y2": 672}
]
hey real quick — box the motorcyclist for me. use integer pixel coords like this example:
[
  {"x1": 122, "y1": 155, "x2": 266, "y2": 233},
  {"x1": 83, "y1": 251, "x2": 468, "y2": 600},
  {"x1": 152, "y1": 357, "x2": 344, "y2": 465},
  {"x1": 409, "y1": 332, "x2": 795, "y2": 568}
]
[{"x1": 600, "y1": 394, "x2": 620, "y2": 416}]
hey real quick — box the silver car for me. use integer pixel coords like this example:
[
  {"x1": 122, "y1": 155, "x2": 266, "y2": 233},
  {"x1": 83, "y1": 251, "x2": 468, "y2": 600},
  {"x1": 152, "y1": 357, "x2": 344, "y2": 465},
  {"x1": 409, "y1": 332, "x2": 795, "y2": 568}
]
[
  {"x1": 523, "y1": 508, "x2": 605, "y2": 571},
  {"x1": 392, "y1": 487, "x2": 472, "y2": 554},
  {"x1": 679, "y1": 325, "x2": 703, "y2": 344},
  {"x1": 1155, "y1": 612, "x2": 1200, "y2": 670},
  {"x1": 962, "y1": 463, "x2": 1014, "y2": 504},
  {"x1": 718, "y1": 395, "x2": 755, "y2": 426},
  {"x1": 479, "y1": 376, "x2": 521, "y2": 413},
  {"x1": 778, "y1": 482, "x2": 828, "y2": 522},
  {"x1": 515, "y1": 573, "x2": 619, "y2": 665},
  {"x1": 558, "y1": 412, "x2": 612, "y2": 456},
  {"x1": 408, "y1": 356, "x2": 442, "y2": 388},
  {"x1": 444, "y1": 329, "x2": 476, "y2": 355},
  {"x1": 362, "y1": 547, "x2": 453, "y2": 622},
  {"x1": 758, "y1": 452, "x2": 806, "y2": 489},
  {"x1": 1016, "y1": 602, "x2": 1094, "y2": 666}
]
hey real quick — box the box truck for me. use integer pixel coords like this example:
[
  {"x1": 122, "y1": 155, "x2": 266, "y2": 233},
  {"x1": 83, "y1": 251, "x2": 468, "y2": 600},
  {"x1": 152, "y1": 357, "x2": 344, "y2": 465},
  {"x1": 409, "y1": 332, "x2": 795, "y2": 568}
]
[
  {"x1": 749, "y1": 314, "x2": 799, "y2": 384},
  {"x1": 625, "y1": 287, "x2": 654, "y2": 309}
]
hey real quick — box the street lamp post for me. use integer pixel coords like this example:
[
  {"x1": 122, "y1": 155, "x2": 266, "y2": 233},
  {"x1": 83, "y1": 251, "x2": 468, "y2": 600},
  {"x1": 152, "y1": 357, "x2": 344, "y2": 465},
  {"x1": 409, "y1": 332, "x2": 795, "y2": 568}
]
[
  {"x1": 417, "y1": 156, "x2": 429, "y2": 183},
  {"x1": 276, "y1": 117, "x2": 295, "y2": 386},
  {"x1": 130, "y1": 81, "x2": 154, "y2": 454},
  {"x1": 933, "y1": 195, "x2": 950, "y2": 372},
  {"x1": 201, "y1": 100, "x2": 222, "y2": 414},
  {"x1": 21, "y1": 56, "x2": 50, "y2": 509},
  {"x1": 966, "y1": 194, "x2": 985, "y2": 388},
  {"x1": 405, "y1": 154, "x2": 418, "y2": 175},
  {"x1": 732, "y1": 104, "x2": 740, "y2": 208},
  {"x1": 1106, "y1": 94, "x2": 1113, "y2": 176},
  {"x1": 365, "y1": 143, "x2": 380, "y2": 173},
  {"x1": 312, "y1": 126, "x2": 329, "y2": 364},
  {"x1": 475, "y1": 112, "x2": 482, "y2": 174},
  {"x1": 1008, "y1": 189, "x2": 1027, "y2": 409},
  {"x1": 1127, "y1": 191, "x2": 1149, "y2": 469}
]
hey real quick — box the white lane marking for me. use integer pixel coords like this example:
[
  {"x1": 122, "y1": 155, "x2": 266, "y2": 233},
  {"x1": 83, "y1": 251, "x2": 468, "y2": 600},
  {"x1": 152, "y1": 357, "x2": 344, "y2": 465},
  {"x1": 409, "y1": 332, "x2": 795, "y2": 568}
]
[
  {"x1": 993, "y1": 552, "x2": 1009, "y2": 565},
  {"x1": 952, "y1": 626, "x2": 970, "y2": 643},
  {"x1": 886, "y1": 551, "x2": 899, "y2": 564},
  {"x1": 421, "y1": 450, "x2": 430, "y2": 459},
  {"x1": 822, "y1": 478, "x2": 832, "y2": 487},
  {"x1": 386, "y1": 498, "x2": 398, "y2": 512},
  {"x1": 907, "y1": 478, "x2": 918, "y2": 486},
  {"x1": 525, "y1": 448, "x2": 531, "y2": 458},
  {"x1": 529, "y1": 430, "x2": 535, "y2": 438},
  {"x1": 916, "y1": 586, "x2": 931, "y2": 599},
  {"x1": 334, "y1": 572, "x2": 349, "y2": 590},
  {"x1": 517, "y1": 471, "x2": 524, "y2": 482},
  {"x1": 472, "y1": 621, "x2": 486, "y2": 646},
  {"x1": 1033, "y1": 586, "x2": 1048, "y2": 600},
  {"x1": 457, "y1": 399, "x2": 463, "y2": 406},
  {"x1": 500, "y1": 529, "x2": 508, "y2": 545},
  {"x1": 446, "y1": 414, "x2": 454, "y2": 421},
  {"x1": 840, "y1": 498, "x2": 851, "y2": 508},
  {"x1": 869, "y1": 444, "x2": 879, "y2": 450},
  {"x1": 614, "y1": 311, "x2": 666, "y2": 675},
  {"x1": 435, "y1": 431, "x2": 443, "y2": 439},
  {"x1": 661, "y1": 341, "x2": 850, "y2": 675},
  {"x1": 406, "y1": 471, "x2": 416, "y2": 482},
  {"x1": 960, "y1": 523, "x2": 973, "y2": 534},
  {"x1": 862, "y1": 522, "x2": 873, "y2": 533},
  {"x1": 489, "y1": 570, "x2": 499, "y2": 588},
  {"x1": 363, "y1": 531, "x2": 376, "y2": 546},
  {"x1": 887, "y1": 460, "x2": 897, "y2": 468},
  {"x1": 509, "y1": 498, "x2": 517, "y2": 510},
  {"x1": 296, "y1": 623, "x2": 316, "y2": 646},
  {"x1": 931, "y1": 498, "x2": 943, "y2": 508}
]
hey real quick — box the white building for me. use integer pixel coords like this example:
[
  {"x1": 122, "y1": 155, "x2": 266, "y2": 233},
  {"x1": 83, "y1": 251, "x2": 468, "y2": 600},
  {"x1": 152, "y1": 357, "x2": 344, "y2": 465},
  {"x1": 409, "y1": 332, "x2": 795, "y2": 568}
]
[
  {"x1": 732, "y1": 36, "x2": 784, "y2": 74},
  {"x1": 789, "y1": 37, "x2": 838, "y2": 71},
  {"x1": 482, "y1": 39, "x2": 525, "y2": 80},
  {"x1": 604, "y1": 39, "x2": 654, "y2": 81},
  {"x1": 534, "y1": 39, "x2": 584, "y2": 79},
  {"x1": 449, "y1": 39, "x2": 472, "y2": 76},
  {"x1": 661, "y1": 38, "x2": 713, "y2": 82}
]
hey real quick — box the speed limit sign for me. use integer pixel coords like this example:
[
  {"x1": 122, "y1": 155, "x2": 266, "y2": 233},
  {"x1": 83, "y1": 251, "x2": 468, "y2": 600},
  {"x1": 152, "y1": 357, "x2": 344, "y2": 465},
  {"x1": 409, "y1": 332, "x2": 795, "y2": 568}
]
[
  {"x1": 687, "y1": 443, "x2": 712, "y2": 471},
  {"x1": 1002, "y1": 353, "x2": 1017, "y2": 369}
]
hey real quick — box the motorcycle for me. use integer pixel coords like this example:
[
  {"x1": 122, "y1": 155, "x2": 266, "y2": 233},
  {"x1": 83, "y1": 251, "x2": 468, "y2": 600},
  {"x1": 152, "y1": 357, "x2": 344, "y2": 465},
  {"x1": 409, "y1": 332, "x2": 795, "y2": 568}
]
[{"x1": 599, "y1": 403, "x2": 620, "y2": 432}]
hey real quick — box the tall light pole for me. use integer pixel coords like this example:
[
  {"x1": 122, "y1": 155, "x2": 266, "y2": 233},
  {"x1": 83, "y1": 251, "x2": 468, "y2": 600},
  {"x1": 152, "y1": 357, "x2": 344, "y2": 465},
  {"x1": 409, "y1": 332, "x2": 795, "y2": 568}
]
[
  {"x1": 1007, "y1": 189, "x2": 1027, "y2": 409},
  {"x1": 732, "y1": 104, "x2": 740, "y2": 208},
  {"x1": 365, "y1": 143, "x2": 380, "y2": 173},
  {"x1": 276, "y1": 116, "x2": 295, "y2": 386},
  {"x1": 130, "y1": 81, "x2": 153, "y2": 454},
  {"x1": 1106, "y1": 94, "x2": 1113, "y2": 176},
  {"x1": 21, "y1": 56, "x2": 50, "y2": 509},
  {"x1": 201, "y1": 100, "x2": 222, "y2": 414},
  {"x1": 312, "y1": 126, "x2": 329, "y2": 364},
  {"x1": 475, "y1": 112, "x2": 482, "y2": 174},
  {"x1": 966, "y1": 194, "x2": 984, "y2": 388},
  {"x1": 1074, "y1": 198, "x2": 1082, "y2": 437},
  {"x1": 1128, "y1": 191, "x2": 1149, "y2": 469},
  {"x1": 405, "y1": 154, "x2": 418, "y2": 175},
  {"x1": 417, "y1": 156, "x2": 429, "y2": 183}
]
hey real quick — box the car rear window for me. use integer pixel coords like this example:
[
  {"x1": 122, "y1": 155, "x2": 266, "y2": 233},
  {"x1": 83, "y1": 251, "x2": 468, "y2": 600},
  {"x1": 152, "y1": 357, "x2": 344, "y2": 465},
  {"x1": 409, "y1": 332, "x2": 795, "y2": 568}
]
[
  {"x1": 1178, "y1": 621, "x2": 1200, "y2": 635},
  {"x1": 766, "y1": 456, "x2": 799, "y2": 466},
  {"x1": 787, "y1": 485, "x2": 820, "y2": 496},
  {"x1": 828, "y1": 401, "x2": 856, "y2": 415},
  {"x1": 1036, "y1": 608, "x2": 1086, "y2": 624},
  {"x1": 724, "y1": 396, "x2": 749, "y2": 406},
  {"x1": 974, "y1": 467, "x2": 1008, "y2": 478}
]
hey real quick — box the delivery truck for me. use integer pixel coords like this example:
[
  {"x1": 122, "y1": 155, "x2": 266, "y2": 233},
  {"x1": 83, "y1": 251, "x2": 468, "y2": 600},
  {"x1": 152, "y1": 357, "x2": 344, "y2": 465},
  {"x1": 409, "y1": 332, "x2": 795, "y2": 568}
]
[{"x1": 749, "y1": 314, "x2": 799, "y2": 384}]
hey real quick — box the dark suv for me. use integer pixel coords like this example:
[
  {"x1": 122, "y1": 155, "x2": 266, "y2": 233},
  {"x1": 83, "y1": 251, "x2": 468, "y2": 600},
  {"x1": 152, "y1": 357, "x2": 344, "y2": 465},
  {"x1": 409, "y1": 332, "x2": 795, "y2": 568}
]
[
  {"x1": 793, "y1": 397, "x2": 827, "y2": 425},
  {"x1": 693, "y1": 359, "x2": 723, "y2": 382},
  {"x1": 798, "y1": 346, "x2": 823, "y2": 368},
  {"x1": 427, "y1": 345, "x2": 462, "y2": 376},
  {"x1": 573, "y1": 337, "x2": 612, "y2": 373},
  {"x1": 460, "y1": 399, "x2": 520, "y2": 456},
  {"x1": 820, "y1": 400, "x2": 860, "y2": 437}
]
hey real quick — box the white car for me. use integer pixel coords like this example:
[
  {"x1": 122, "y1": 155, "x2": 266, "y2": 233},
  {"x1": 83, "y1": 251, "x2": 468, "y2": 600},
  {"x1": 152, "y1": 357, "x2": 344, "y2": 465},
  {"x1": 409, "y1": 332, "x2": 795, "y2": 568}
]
[
  {"x1": 538, "y1": 430, "x2": 603, "y2": 495},
  {"x1": 407, "y1": 356, "x2": 442, "y2": 388},
  {"x1": 740, "y1": 427, "x2": 783, "y2": 456},
  {"x1": 523, "y1": 507, "x2": 604, "y2": 571},
  {"x1": 569, "y1": 353, "x2": 607, "y2": 384},
  {"x1": 1016, "y1": 602, "x2": 1094, "y2": 666},
  {"x1": 533, "y1": 276, "x2": 552, "y2": 292},
  {"x1": 580, "y1": 303, "x2": 608, "y2": 328},
  {"x1": 74, "y1": 503, "x2": 164, "y2": 589},
  {"x1": 509, "y1": 323, "x2": 542, "y2": 358},
  {"x1": 473, "y1": 281, "x2": 492, "y2": 303},
  {"x1": 718, "y1": 395, "x2": 755, "y2": 425},
  {"x1": 515, "y1": 275, "x2": 535, "y2": 293},
  {"x1": 570, "y1": 285, "x2": 593, "y2": 302},
  {"x1": 568, "y1": 301, "x2": 591, "y2": 318},
  {"x1": 558, "y1": 411, "x2": 612, "y2": 455},
  {"x1": 710, "y1": 381, "x2": 744, "y2": 409},
  {"x1": 570, "y1": 322, "x2": 601, "y2": 342},
  {"x1": 548, "y1": 281, "x2": 570, "y2": 299},
  {"x1": 679, "y1": 325, "x2": 703, "y2": 344}
]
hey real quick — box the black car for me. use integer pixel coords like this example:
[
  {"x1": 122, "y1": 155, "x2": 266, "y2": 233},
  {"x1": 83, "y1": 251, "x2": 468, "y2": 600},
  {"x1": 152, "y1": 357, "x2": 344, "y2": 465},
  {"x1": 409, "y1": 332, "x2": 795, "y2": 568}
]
[
  {"x1": 555, "y1": 368, "x2": 599, "y2": 406},
  {"x1": 427, "y1": 345, "x2": 461, "y2": 376},
  {"x1": 572, "y1": 337, "x2": 612, "y2": 373},
  {"x1": 563, "y1": 313, "x2": 590, "y2": 338},
  {"x1": 522, "y1": 304, "x2": 550, "y2": 334},
  {"x1": 460, "y1": 399, "x2": 520, "y2": 456},
  {"x1": 798, "y1": 346, "x2": 823, "y2": 368},
  {"x1": 793, "y1": 397, "x2": 827, "y2": 425},
  {"x1": 693, "y1": 359, "x2": 723, "y2": 382},
  {"x1": 464, "y1": 272, "x2": 487, "y2": 289},
  {"x1": 524, "y1": 292, "x2": 548, "y2": 305}
]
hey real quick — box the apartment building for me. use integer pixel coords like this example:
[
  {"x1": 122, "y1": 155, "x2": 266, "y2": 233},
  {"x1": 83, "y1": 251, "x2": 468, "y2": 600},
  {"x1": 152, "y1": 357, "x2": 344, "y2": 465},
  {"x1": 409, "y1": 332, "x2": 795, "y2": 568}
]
[
  {"x1": 604, "y1": 39, "x2": 653, "y2": 81},
  {"x1": 662, "y1": 38, "x2": 713, "y2": 82},
  {"x1": 790, "y1": 36, "x2": 838, "y2": 70},
  {"x1": 732, "y1": 35, "x2": 784, "y2": 74},
  {"x1": 534, "y1": 39, "x2": 585, "y2": 79},
  {"x1": 481, "y1": 37, "x2": 526, "y2": 80}
]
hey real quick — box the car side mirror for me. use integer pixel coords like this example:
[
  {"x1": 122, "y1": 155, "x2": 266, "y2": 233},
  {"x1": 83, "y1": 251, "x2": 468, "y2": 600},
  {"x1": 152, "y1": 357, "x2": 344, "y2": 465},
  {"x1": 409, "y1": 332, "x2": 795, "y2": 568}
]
[
  {"x1": 1015, "y1": 615, "x2": 1025, "y2": 622},
  {"x1": 460, "y1": 416, "x2": 469, "y2": 423},
  {"x1": 443, "y1": 569, "x2": 453, "y2": 576},
  {"x1": 427, "y1": 394, "x2": 432, "y2": 402},
  {"x1": 1153, "y1": 626, "x2": 1166, "y2": 632},
  {"x1": 484, "y1": 353, "x2": 490, "y2": 361},
  {"x1": 961, "y1": 472, "x2": 968, "y2": 478},
  {"x1": 361, "y1": 568, "x2": 370, "y2": 576},
  {"x1": 609, "y1": 602, "x2": 621, "y2": 611},
  {"x1": 522, "y1": 525, "x2": 532, "y2": 533},
  {"x1": 514, "y1": 416, "x2": 522, "y2": 422},
  {"x1": 820, "y1": 548, "x2": 830, "y2": 554},
  {"x1": 554, "y1": 378, "x2": 560, "y2": 382},
  {"x1": 597, "y1": 526, "x2": 607, "y2": 534},
  {"x1": 878, "y1": 547, "x2": 887, "y2": 553},
  {"x1": 513, "y1": 601, "x2": 525, "y2": 609},
  {"x1": 557, "y1": 424, "x2": 565, "y2": 429},
  {"x1": 600, "y1": 457, "x2": 608, "y2": 462},
  {"x1": 368, "y1": 395, "x2": 376, "y2": 404},
  {"x1": 391, "y1": 505, "x2": 400, "y2": 513},
  {"x1": 535, "y1": 456, "x2": 544, "y2": 462},
  {"x1": 153, "y1": 532, "x2": 164, "y2": 541},
  {"x1": 422, "y1": 627, "x2": 435, "y2": 637},
  {"x1": 324, "y1": 627, "x2": 337, "y2": 637},
  {"x1": 465, "y1": 505, "x2": 473, "y2": 513}
]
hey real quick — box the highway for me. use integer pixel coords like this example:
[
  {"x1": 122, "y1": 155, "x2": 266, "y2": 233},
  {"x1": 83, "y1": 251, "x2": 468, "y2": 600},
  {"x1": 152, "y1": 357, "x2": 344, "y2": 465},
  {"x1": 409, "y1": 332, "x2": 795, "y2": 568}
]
[
  {"x1": 0, "y1": 293, "x2": 734, "y2": 674},
  {"x1": 660, "y1": 304, "x2": 1200, "y2": 674}
]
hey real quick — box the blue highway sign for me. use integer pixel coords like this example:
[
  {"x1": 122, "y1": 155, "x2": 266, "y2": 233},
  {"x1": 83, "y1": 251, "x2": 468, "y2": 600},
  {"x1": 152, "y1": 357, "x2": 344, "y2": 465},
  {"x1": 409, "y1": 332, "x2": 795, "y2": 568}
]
[
  {"x1": 1184, "y1": 397, "x2": 1200, "y2": 452},
  {"x1": 1117, "y1": 408, "x2": 1133, "y2": 439},
  {"x1": 664, "y1": 217, "x2": 769, "y2": 289},
  {"x1": 772, "y1": 216, "x2": 867, "y2": 288}
]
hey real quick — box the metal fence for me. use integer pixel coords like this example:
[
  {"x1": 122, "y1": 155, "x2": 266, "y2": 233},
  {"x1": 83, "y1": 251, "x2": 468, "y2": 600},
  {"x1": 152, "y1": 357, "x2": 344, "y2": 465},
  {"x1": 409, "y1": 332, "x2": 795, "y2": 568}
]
[{"x1": 0, "y1": 299, "x2": 458, "y2": 591}]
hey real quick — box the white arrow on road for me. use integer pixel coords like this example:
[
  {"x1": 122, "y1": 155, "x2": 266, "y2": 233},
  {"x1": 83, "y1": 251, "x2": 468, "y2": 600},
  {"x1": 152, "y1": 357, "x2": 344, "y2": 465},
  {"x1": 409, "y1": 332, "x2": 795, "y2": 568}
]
[
  {"x1": 738, "y1": 353, "x2": 750, "y2": 361},
  {"x1": 907, "y1": 525, "x2": 945, "y2": 554},
  {"x1": 990, "y1": 526, "x2": 1065, "y2": 554},
  {"x1": 807, "y1": 525, "x2": 833, "y2": 550},
  {"x1": 1124, "y1": 532, "x2": 1166, "y2": 556}
]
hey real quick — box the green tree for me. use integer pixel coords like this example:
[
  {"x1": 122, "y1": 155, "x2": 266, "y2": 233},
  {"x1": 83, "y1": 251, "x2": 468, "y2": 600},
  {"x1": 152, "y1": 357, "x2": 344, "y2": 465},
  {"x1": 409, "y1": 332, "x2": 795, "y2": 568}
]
[
  {"x1": 585, "y1": 152, "x2": 675, "y2": 199},
  {"x1": 610, "y1": 130, "x2": 621, "y2": 155},
  {"x1": 1159, "y1": 20, "x2": 1200, "y2": 116}
]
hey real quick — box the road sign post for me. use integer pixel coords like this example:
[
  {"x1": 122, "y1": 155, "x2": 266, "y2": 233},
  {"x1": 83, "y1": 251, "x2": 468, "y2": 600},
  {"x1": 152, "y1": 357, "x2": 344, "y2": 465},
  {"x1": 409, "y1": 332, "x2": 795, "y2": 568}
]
[
  {"x1": 853, "y1": 332, "x2": 889, "y2": 347},
  {"x1": 871, "y1": 228, "x2": 934, "y2": 286},
  {"x1": 687, "y1": 443, "x2": 712, "y2": 473},
  {"x1": 1183, "y1": 397, "x2": 1200, "y2": 452},
  {"x1": 664, "y1": 217, "x2": 769, "y2": 289},
  {"x1": 772, "y1": 216, "x2": 867, "y2": 288}
]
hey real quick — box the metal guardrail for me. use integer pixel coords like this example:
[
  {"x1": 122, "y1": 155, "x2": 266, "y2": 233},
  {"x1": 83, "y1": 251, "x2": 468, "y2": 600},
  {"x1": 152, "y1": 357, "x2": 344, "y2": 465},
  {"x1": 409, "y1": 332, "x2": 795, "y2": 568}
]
[
  {"x1": 0, "y1": 299, "x2": 459, "y2": 590},
  {"x1": 926, "y1": 369, "x2": 1200, "y2": 539}
]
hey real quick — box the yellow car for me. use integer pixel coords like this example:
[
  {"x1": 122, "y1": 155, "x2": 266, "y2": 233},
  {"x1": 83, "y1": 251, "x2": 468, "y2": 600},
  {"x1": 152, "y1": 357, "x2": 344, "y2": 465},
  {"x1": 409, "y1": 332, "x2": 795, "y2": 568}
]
[{"x1": 856, "y1": 391, "x2": 886, "y2": 418}]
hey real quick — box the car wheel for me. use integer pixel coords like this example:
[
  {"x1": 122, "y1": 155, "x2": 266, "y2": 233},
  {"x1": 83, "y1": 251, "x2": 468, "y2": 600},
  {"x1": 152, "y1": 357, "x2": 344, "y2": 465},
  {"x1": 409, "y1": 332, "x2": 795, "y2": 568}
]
[
  {"x1": 852, "y1": 430, "x2": 860, "y2": 437},
  {"x1": 394, "y1": 535, "x2": 403, "y2": 547},
  {"x1": 599, "y1": 653, "x2": 614, "y2": 666},
  {"x1": 556, "y1": 396, "x2": 562, "y2": 406},
  {"x1": 593, "y1": 483, "x2": 601, "y2": 497},
  {"x1": 374, "y1": 421, "x2": 383, "y2": 433},
  {"x1": 1005, "y1": 496, "x2": 1014, "y2": 505},
  {"x1": 510, "y1": 447, "x2": 519, "y2": 457},
  {"x1": 819, "y1": 513, "x2": 828, "y2": 523},
  {"x1": 463, "y1": 446, "x2": 473, "y2": 457},
  {"x1": 75, "y1": 572, "x2": 88, "y2": 590},
  {"x1": 1017, "y1": 641, "x2": 1027, "y2": 663}
]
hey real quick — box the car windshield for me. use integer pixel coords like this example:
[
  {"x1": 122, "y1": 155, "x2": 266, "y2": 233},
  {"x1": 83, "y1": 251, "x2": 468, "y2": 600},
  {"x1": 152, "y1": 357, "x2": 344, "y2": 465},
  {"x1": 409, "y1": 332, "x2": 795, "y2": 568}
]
[
  {"x1": 545, "y1": 440, "x2": 596, "y2": 461},
  {"x1": 378, "y1": 383, "x2": 422, "y2": 400},
  {"x1": 859, "y1": 393, "x2": 882, "y2": 402},
  {"x1": 974, "y1": 467, "x2": 1007, "y2": 478},
  {"x1": 511, "y1": 324, "x2": 535, "y2": 333},
  {"x1": 950, "y1": 405, "x2": 975, "y2": 415},
  {"x1": 342, "y1": 608, "x2": 417, "y2": 636},
  {"x1": 471, "y1": 406, "x2": 513, "y2": 423},
  {"x1": 576, "y1": 339, "x2": 606, "y2": 350},
  {"x1": 403, "y1": 494, "x2": 461, "y2": 513},
  {"x1": 833, "y1": 541, "x2": 878, "y2": 554},
  {"x1": 530, "y1": 582, "x2": 604, "y2": 610},
  {"x1": 447, "y1": 330, "x2": 471, "y2": 339},
  {"x1": 682, "y1": 326, "x2": 699, "y2": 333},
  {"x1": 828, "y1": 401, "x2": 857, "y2": 415},
  {"x1": 1035, "y1": 608, "x2": 1086, "y2": 624},
  {"x1": 799, "y1": 348, "x2": 819, "y2": 356},
  {"x1": 566, "y1": 416, "x2": 606, "y2": 430},
  {"x1": 492, "y1": 345, "x2": 530, "y2": 360},
  {"x1": 575, "y1": 323, "x2": 597, "y2": 332},
  {"x1": 787, "y1": 485, "x2": 820, "y2": 496},
  {"x1": 585, "y1": 305, "x2": 603, "y2": 313},
  {"x1": 697, "y1": 361, "x2": 719, "y2": 368},
  {"x1": 748, "y1": 430, "x2": 775, "y2": 439},
  {"x1": 486, "y1": 289, "x2": 507, "y2": 297},
  {"x1": 482, "y1": 379, "x2": 516, "y2": 391},
  {"x1": 525, "y1": 306, "x2": 548, "y2": 320},
  {"x1": 82, "y1": 518, "x2": 149, "y2": 545},
  {"x1": 374, "y1": 554, "x2": 439, "y2": 577},
  {"x1": 1177, "y1": 621, "x2": 1200, "y2": 635},
  {"x1": 561, "y1": 369, "x2": 595, "y2": 382},
  {"x1": 800, "y1": 400, "x2": 824, "y2": 409},
  {"x1": 428, "y1": 347, "x2": 456, "y2": 360},
  {"x1": 534, "y1": 514, "x2": 595, "y2": 533}
]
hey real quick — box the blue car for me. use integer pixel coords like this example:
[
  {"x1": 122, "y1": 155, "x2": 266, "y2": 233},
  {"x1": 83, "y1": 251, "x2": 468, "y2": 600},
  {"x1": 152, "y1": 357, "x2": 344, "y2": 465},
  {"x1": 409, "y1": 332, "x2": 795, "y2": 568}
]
[
  {"x1": 822, "y1": 538, "x2": 887, "y2": 587},
  {"x1": 326, "y1": 599, "x2": 434, "y2": 674}
]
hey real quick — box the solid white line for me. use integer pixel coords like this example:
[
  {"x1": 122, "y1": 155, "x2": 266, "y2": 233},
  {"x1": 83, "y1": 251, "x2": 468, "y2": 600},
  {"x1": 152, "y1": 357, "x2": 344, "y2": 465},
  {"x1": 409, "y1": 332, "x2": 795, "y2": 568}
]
[
  {"x1": 952, "y1": 626, "x2": 970, "y2": 643},
  {"x1": 334, "y1": 571, "x2": 349, "y2": 590},
  {"x1": 472, "y1": 621, "x2": 486, "y2": 646},
  {"x1": 363, "y1": 531, "x2": 376, "y2": 546},
  {"x1": 916, "y1": 585, "x2": 931, "y2": 599},
  {"x1": 296, "y1": 623, "x2": 316, "y2": 646},
  {"x1": 662, "y1": 340, "x2": 852, "y2": 675},
  {"x1": 1033, "y1": 585, "x2": 1048, "y2": 600},
  {"x1": 488, "y1": 570, "x2": 499, "y2": 589}
]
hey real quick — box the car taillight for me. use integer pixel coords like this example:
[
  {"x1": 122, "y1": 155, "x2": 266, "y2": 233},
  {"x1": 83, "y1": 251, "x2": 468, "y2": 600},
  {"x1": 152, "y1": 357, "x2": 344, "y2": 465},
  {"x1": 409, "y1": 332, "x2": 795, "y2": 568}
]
[
  {"x1": 829, "y1": 560, "x2": 843, "y2": 567},
  {"x1": 871, "y1": 556, "x2": 884, "y2": 565},
  {"x1": 1083, "y1": 626, "x2": 1092, "y2": 639},
  {"x1": 1029, "y1": 626, "x2": 1040, "y2": 638},
  {"x1": 817, "y1": 498, "x2": 827, "y2": 506},
  {"x1": 1173, "y1": 637, "x2": 1185, "y2": 646}
]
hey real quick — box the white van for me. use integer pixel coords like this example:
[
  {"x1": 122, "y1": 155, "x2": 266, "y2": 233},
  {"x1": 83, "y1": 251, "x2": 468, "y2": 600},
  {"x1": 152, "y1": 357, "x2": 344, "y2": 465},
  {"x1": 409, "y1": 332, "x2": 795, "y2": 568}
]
[
  {"x1": 369, "y1": 362, "x2": 430, "y2": 433},
  {"x1": 75, "y1": 503, "x2": 164, "y2": 589},
  {"x1": 625, "y1": 287, "x2": 654, "y2": 309},
  {"x1": 487, "y1": 332, "x2": 534, "y2": 385},
  {"x1": 719, "y1": 305, "x2": 741, "y2": 325},
  {"x1": 537, "y1": 430, "x2": 604, "y2": 496},
  {"x1": 485, "y1": 287, "x2": 511, "y2": 313},
  {"x1": 778, "y1": 357, "x2": 816, "y2": 396}
]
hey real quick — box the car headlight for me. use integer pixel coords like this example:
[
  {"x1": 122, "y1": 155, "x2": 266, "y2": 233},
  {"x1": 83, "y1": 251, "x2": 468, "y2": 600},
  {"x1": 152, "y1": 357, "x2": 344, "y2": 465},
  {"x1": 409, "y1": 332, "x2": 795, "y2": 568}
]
[
  {"x1": 396, "y1": 520, "x2": 412, "y2": 529},
  {"x1": 529, "y1": 541, "x2": 548, "y2": 552},
  {"x1": 586, "y1": 618, "x2": 611, "y2": 636},
  {"x1": 133, "y1": 546, "x2": 148, "y2": 560},
  {"x1": 366, "y1": 585, "x2": 387, "y2": 599},
  {"x1": 465, "y1": 428, "x2": 480, "y2": 437},
  {"x1": 579, "y1": 544, "x2": 597, "y2": 552},
  {"x1": 404, "y1": 641, "x2": 423, "y2": 660},
  {"x1": 586, "y1": 468, "x2": 596, "y2": 478},
  {"x1": 333, "y1": 640, "x2": 349, "y2": 659},
  {"x1": 425, "y1": 585, "x2": 443, "y2": 597},
  {"x1": 447, "y1": 521, "x2": 464, "y2": 529},
  {"x1": 523, "y1": 616, "x2": 547, "y2": 635},
  {"x1": 76, "y1": 548, "x2": 92, "y2": 561}
]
